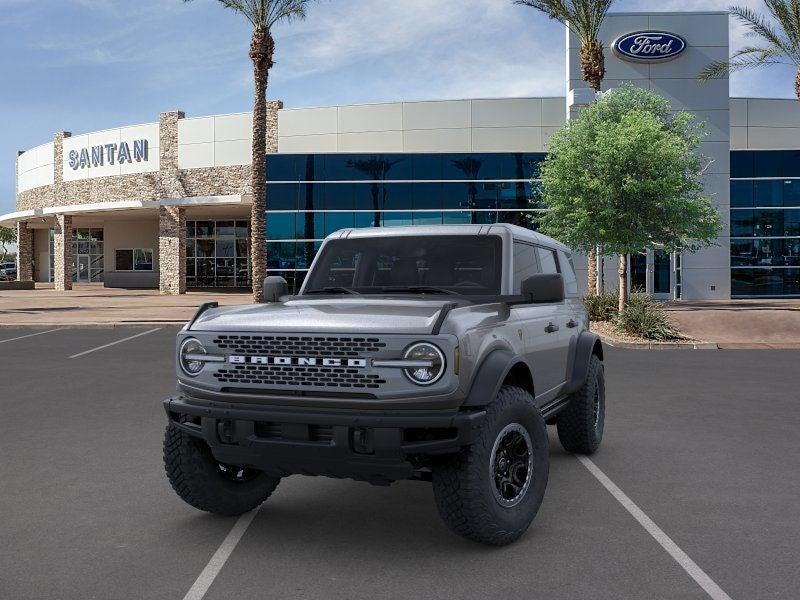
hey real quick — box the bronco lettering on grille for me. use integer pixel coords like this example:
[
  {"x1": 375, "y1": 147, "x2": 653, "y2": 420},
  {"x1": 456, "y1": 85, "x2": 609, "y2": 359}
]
[{"x1": 228, "y1": 355, "x2": 368, "y2": 368}]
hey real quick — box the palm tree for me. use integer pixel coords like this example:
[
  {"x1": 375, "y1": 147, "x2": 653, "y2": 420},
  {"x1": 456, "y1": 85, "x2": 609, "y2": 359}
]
[
  {"x1": 515, "y1": 0, "x2": 616, "y2": 295},
  {"x1": 185, "y1": 0, "x2": 313, "y2": 302},
  {"x1": 699, "y1": 2, "x2": 800, "y2": 101}
]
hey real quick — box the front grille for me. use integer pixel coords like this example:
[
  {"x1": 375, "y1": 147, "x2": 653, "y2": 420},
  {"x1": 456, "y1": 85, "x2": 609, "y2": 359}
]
[
  {"x1": 253, "y1": 422, "x2": 334, "y2": 444},
  {"x1": 212, "y1": 335, "x2": 386, "y2": 357},
  {"x1": 213, "y1": 364, "x2": 387, "y2": 389}
]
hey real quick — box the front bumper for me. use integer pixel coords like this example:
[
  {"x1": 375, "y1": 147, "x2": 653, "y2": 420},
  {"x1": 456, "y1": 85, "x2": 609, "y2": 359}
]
[{"x1": 164, "y1": 395, "x2": 486, "y2": 484}]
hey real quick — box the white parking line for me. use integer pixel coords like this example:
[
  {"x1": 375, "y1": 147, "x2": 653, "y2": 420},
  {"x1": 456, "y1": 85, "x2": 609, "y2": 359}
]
[
  {"x1": 68, "y1": 328, "x2": 162, "y2": 359},
  {"x1": 182, "y1": 509, "x2": 261, "y2": 600},
  {"x1": 0, "y1": 329, "x2": 63, "y2": 344},
  {"x1": 576, "y1": 455, "x2": 733, "y2": 600}
]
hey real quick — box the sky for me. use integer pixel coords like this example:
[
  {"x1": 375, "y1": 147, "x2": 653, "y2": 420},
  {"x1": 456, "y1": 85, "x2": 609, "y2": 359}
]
[{"x1": 0, "y1": 0, "x2": 797, "y2": 215}]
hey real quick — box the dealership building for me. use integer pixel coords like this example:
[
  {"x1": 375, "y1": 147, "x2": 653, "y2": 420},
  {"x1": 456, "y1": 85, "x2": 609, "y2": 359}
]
[{"x1": 3, "y1": 10, "x2": 800, "y2": 299}]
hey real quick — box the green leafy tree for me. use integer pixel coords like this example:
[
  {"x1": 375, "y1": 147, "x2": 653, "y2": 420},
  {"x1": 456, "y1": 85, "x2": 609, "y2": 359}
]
[
  {"x1": 184, "y1": 0, "x2": 314, "y2": 302},
  {"x1": 0, "y1": 226, "x2": 15, "y2": 263},
  {"x1": 514, "y1": 0, "x2": 616, "y2": 294},
  {"x1": 699, "y1": 2, "x2": 800, "y2": 100},
  {"x1": 536, "y1": 85, "x2": 722, "y2": 312}
]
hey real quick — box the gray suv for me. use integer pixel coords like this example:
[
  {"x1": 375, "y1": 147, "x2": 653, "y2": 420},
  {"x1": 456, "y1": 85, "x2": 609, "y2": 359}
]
[{"x1": 163, "y1": 224, "x2": 605, "y2": 545}]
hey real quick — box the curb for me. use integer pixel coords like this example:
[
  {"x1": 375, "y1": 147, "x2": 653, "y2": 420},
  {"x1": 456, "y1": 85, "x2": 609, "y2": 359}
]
[{"x1": 596, "y1": 333, "x2": 719, "y2": 350}]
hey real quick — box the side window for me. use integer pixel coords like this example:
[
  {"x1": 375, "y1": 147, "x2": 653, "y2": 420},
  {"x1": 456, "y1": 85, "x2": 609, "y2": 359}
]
[
  {"x1": 536, "y1": 246, "x2": 559, "y2": 274},
  {"x1": 512, "y1": 242, "x2": 539, "y2": 293},
  {"x1": 558, "y1": 250, "x2": 579, "y2": 296}
]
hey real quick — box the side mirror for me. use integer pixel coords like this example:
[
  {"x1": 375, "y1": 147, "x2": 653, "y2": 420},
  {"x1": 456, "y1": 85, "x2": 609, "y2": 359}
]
[
  {"x1": 521, "y1": 273, "x2": 565, "y2": 304},
  {"x1": 263, "y1": 275, "x2": 288, "y2": 303}
]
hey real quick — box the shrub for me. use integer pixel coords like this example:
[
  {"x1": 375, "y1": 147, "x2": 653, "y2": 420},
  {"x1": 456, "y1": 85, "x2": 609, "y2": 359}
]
[
  {"x1": 583, "y1": 289, "x2": 619, "y2": 322},
  {"x1": 614, "y1": 293, "x2": 684, "y2": 341}
]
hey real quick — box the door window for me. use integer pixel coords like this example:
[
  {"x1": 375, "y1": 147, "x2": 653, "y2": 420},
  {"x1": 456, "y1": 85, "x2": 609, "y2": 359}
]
[
  {"x1": 536, "y1": 246, "x2": 559, "y2": 274},
  {"x1": 512, "y1": 242, "x2": 539, "y2": 293},
  {"x1": 558, "y1": 250, "x2": 579, "y2": 296}
]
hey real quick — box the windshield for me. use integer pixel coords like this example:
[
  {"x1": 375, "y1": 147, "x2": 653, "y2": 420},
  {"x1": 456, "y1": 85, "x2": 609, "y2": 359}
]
[{"x1": 303, "y1": 235, "x2": 503, "y2": 296}]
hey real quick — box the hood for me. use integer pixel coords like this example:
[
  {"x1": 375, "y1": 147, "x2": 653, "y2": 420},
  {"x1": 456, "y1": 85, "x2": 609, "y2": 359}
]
[{"x1": 189, "y1": 297, "x2": 459, "y2": 335}]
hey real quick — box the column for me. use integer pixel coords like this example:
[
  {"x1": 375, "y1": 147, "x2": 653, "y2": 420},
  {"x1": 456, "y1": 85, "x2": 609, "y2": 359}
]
[
  {"x1": 159, "y1": 205, "x2": 185, "y2": 295},
  {"x1": 16, "y1": 221, "x2": 33, "y2": 281},
  {"x1": 53, "y1": 214, "x2": 73, "y2": 291}
]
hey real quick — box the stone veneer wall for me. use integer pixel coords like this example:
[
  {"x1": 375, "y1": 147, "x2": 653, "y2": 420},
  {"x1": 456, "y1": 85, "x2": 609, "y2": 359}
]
[
  {"x1": 16, "y1": 222, "x2": 33, "y2": 281},
  {"x1": 53, "y1": 214, "x2": 73, "y2": 291},
  {"x1": 158, "y1": 206, "x2": 186, "y2": 295}
]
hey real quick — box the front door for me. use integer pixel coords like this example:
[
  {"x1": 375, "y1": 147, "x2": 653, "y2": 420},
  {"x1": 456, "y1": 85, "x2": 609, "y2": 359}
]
[
  {"x1": 77, "y1": 255, "x2": 90, "y2": 282},
  {"x1": 652, "y1": 249, "x2": 672, "y2": 299}
]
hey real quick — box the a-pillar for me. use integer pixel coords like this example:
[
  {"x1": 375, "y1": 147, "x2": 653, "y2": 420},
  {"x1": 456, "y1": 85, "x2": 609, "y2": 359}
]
[
  {"x1": 16, "y1": 221, "x2": 34, "y2": 282},
  {"x1": 53, "y1": 214, "x2": 73, "y2": 291},
  {"x1": 159, "y1": 205, "x2": 186, "y2": 295}
]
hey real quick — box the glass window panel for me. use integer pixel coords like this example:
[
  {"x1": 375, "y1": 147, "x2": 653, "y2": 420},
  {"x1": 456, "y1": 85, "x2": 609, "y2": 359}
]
[
  {"x1": 785, "y1": 210, "x2": 800, "y2": 236},
  {"x1": 730, "y1": 151, "x2": 754, "y2": 178},
  {"x1": 754, "y1": 151, "x2": 783, "y2": 177},
  {"x1": 197, "y1": 258, "x2": 215, "y2": 284},
  {"x1": 413, "y1": 212, "x2": 443, "y2": 225},
  {"x1": 115, "y1": 249, "x2": 133, "y2": 271},
  {"x1": 235, "y1": 221, "x2": 249, "y2": 237},
  {"x1": 472, "y1": 211, "x2": 497, "y2": 224},
  {"x1": 324, "y1": 183, "x2": 354, "y2": 210},
  {"x1": 443, "y1": 211, "x2": 472, "y2": 224},
  {"x1": 216, "y1": 239, "x2": 235, "y2": 258},
  {"x1": 730, "y1": 180, "x2": 754, "y2": 208},
  {"x1": 445, "y1": 155, "x2": 485, "y2": 180},
  {"x1": 77, "y1": 241, "x2": 90, "y2": 255},
  {"x1": 292, "y1": 212, "x2": 317, "y2": 240},
  {"x1": 382, "y1": 212, "x2": 413, "y2": 227},
  {"x1": 783, "y1": 180, "x2": 800, "y2": 207},
  {"x1": 267, "y1": 242, "x2": 296, "y2": 269},
  {"x1": 441, "y1": 182, "x2": 469, "y2": 210},
  {"x1": 296, "y1": 184, "x2": 324, "y2": 211},
  {"x1": 215, "y1": 257, "x2": 235, "y2": 276},
  {"x1": 134, "y1": 249, "x2": 153, "y2": 271},
  {"x1": 412, "y1": 154, "x2": 443, "y2": 180},
  {"x1": 381, "y1": 183, "x2": 412, "y2": 210},
  {"x1": 412, "y1": 183, "x2": 443, "y2": 209},
  {"x1": 730, "y1": 210, "x2": 754, "y2": 237},
  {"x1": 470, "y1": 183, "x2": 499, "y2": 210},
  {"x1": 781, "y1": 150, "x2": 800, "y2": 177},
  {"x1": 340, "y1": 154, "x2": 410, "y2": 181},
  {"x1": 498, "y1": 182, "x2": 530, "y2": 209},
  {"x1": 186, "y1": 221, "x2": 196, "y2": 238},
  {"x1": 754, "y1": 180, "x2": 783, "y2": 207},
  {"x1": 326, "y1": 155, "x2": 360, "y2": 180},
  {"x1": 186, "y1": 258, "x2": 196, "y2": 277},
  {"x1": 235, "y1": 259, "x2": 250, "y2": 284},
  {"x1": 732, "y1": 268, "x2": 800, "y2": 296},
  {"x1": 266, "y1": 154, "x2": 299, "y2": 181},
  {"x1": 196, "y1": 239, "x2": 215, "y2": 257},
  {"x1": 355, "y1": 212, "x2": 379, "y2": 229},
  {"x1": 753, "y1": 210, "x2": 784, "y2": 237},
  {"x1": 296, "y1": 241, "x2": 316, "y2": 270},
  {"x1": 236, "y1": 238, "x2": 248, "y2": 258},
  {"x1": 325, "y1": 212, "x2": 355, "y2": 236},
  {"x1": 216, "y1": 221, "x2": 236, "y2": 237},
  {"x1": 185, "y1": 239, "x2": 195, "y2": 258},
  {"x1": 353, "y1": 183, "x2": 380, "y2": 211},
  {"x1": 515, "y1": 153, "x2": 546, "y2": 180},
  {"x1": 267, "y1": 184, "x2": 299, "y2": 211},
  {"x1": 266, "y1": 213, "x2": 296, "y2": 240},
  {"x1": 195, "y1": 222, "x2": 215, "y2": 238}
]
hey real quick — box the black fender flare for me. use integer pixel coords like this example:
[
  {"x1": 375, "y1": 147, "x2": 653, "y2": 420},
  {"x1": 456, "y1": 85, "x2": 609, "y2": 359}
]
[
  {"x1": 463, "y1": 349, "x2": 529, "y2": 407},
  {"x1": 564, "y1": 331, "x2": 603, "y2": 395}
]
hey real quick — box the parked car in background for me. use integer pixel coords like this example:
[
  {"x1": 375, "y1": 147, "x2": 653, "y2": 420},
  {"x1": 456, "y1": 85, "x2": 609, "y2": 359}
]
[{"x1": 0, "y1": 262, "x2": 16, "y2": 280}]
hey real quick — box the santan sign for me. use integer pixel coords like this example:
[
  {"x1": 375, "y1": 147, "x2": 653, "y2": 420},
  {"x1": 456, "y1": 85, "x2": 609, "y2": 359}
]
[
  {"x1": 613, "y1": 31, "x2": 687, "y2": 62},
  {"x1": 68, "y1": 139, "x2": 149, "y2": 170}
]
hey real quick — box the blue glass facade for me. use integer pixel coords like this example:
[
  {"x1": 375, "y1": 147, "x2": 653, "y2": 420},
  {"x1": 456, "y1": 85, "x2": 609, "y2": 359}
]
[
  {"x1": 265, "y1": 153, "x2": 545, "y2": 292},
  {"x1": 731, "y1": 151, "x2": 800, "y2": 297}
]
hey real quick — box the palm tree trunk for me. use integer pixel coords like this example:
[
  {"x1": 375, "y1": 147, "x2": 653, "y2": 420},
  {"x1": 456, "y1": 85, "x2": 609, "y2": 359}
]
[
  {"x1": 796, "y1": 67, "x2": 800, "y2": 102},
  {"x1": 580, "y1": 40, "x2": 605, "y2": 93},
  {"x1": 249, "y1": 29, "x2": 274, "y2": 303},
  {"x1": 618, "y1": 254, "x2": 628, "y2": 313},
  {"x1": 587, "y1": 246, "x2": 597, "y2": 296}
]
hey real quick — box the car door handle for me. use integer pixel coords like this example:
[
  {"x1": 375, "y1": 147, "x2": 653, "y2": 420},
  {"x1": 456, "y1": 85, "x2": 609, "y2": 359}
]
[
  {"x1": 567, "y1": 319, "x2": 578, "y2": 328},
  {"x1": 545, "y1": 322, "x2": 559, "y2": 334}
]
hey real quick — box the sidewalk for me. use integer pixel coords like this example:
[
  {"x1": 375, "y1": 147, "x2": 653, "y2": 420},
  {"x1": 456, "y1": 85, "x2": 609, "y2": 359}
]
[
  {"x1": 664, "y1": 300, "x2": 800, "y2": 349},
  {"x1": 0, "y1": 284, "x2": 252, "y2": 327}
]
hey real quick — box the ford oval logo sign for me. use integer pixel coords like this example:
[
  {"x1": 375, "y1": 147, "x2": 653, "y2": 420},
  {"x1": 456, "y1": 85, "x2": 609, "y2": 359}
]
[{"x1": 613, "y1": 31, "x2": 687, "y2": 62}]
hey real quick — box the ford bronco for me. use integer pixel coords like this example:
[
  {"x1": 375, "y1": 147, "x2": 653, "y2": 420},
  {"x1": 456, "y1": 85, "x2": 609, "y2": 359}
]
[{"x1": 163, "y1": 224, "x2": 605, "y2": 545}]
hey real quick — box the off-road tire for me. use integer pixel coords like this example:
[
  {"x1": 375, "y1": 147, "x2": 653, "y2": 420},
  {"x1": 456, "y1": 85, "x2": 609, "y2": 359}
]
[
  {"x1": 556, "y1": 354, "x2": 604, "y2": 454},
  {"x1": 432, "y1": 386, "x2": 549, "y2": 546},
  {"x1": 164, "y1": 422, "x2": 280, "y2": 516}
]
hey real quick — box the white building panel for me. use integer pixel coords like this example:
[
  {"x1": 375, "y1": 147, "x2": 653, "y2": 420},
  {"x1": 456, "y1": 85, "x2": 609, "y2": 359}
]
[
  {"x1": 278, "y1": 134, "x2": 338, "y2": 153},
  {"x1": 747, "y1": 98, "x2": 800, "y2": 128},
  {"x1": 214, "y1": 139, "x2": 250, "y2": 167},
  {"x1": 214, "y1": 113, "x2": 252, "y2": 142},
  {"x1": 729, "y1": 99, "x2": 748, "y2": 127},
  {"x1": 650, "y1": 78, "x2": 730, "y2": 112},
  {"x1": 730, "y1": 126, "x2": 748, "y2": 149},
  {"x1": 541, "y1": 98, "x2": 566, "y2": 127},
  {"x1": 746, "y1": 127, "x2": 800, "y2": 150},
  {"x1": 472, "y1": 127, "x2": 543, "y2": 152},
  {"x1": 337, "y1": 130, "x2": 403, "y2": 153},
  {"x1": 178, "y1": 142, "x2": 214, "y2": 170},
  {"x1": 402, "y1": 128, "x2": 471, "y2": 153},
  {"x1": 278, "y1": 107, "x2": 338, "y2": 137},
  {"x1": 403, "y1": 100, "x2": 471, "y2": 130},
  {"x1": 338, "y1": 103, "x2": 403, "y2": 133},
  {"x1": 471, "y1": 98, "x2": 542, "y2": 128},
  {"x1": 648, "y1": 12, "x2": 729, "y2": 47},
  {"x1": 179, "y1": 117, "x2": 214, "y2": 145}
]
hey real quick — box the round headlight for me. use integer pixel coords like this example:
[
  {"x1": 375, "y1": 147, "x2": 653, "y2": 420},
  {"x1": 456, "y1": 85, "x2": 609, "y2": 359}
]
[
  {"x1": 403, "y1": 342, "x2": 445, "y2": 385},
  {"x1": 179, "y1": 337, "x2": 207, "y2": 376}
]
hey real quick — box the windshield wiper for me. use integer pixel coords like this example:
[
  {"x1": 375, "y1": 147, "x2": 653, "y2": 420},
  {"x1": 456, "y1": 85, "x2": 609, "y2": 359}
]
[
  {"x1": 380, "y1": 286, "x2": 458, "y2": 296},
  {"x1": 304, "y1": 287, "x2": 360, "y2": 295}
]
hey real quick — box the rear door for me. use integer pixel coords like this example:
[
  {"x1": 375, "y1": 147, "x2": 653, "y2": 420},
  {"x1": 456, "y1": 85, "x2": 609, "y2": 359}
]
[
  {"x1": 534, "y1": 246, "x2": 572, "y2": 392},
  {"x1": 511, "y1": 241, "x2": 565, "y2": 400}
]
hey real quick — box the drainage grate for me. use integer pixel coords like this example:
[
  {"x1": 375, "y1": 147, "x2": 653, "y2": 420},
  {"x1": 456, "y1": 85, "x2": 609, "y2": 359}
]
[
  {"x1": 213, "y1": 364, "x2": 387, "y2": 389},
  {"x1": 212, "y1": 335, "x2": 386, "y2": 357}
]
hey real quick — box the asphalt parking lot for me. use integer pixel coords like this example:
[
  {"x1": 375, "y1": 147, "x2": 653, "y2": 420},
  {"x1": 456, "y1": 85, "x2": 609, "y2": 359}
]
[{"x1": 1, "y1": 327, "x2": 799, "y2": 600}]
